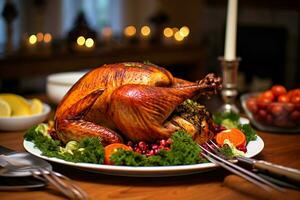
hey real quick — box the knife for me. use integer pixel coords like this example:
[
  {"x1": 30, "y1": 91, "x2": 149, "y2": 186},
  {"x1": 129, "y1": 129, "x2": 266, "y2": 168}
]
[{"x1": 237, "y1": 156, "x2": 300, "y2": 184}]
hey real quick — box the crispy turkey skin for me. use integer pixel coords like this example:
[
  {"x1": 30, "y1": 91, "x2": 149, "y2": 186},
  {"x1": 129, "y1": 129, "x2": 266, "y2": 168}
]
[{"x1": 54, "y1": 62, "x2": 222, "y2": 146}]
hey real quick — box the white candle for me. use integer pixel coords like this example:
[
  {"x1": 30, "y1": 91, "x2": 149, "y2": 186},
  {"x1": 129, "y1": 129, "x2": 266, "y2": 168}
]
[{"x1": 224, "y1": 0, "x2": 238, "y2": 61}]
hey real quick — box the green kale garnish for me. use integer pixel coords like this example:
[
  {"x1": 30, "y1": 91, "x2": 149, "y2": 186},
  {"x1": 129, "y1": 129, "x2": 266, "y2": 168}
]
[
  {"x1": 238, "y1": 124, "x2": 257, "y2": 144},
  {"x1": 110, "y1": 130, "x2": 207, "y2": 166},
  {"x1": 218, "y1": 144, "x2": 234, "y2": 159},
  {"x1": 24, "y1": 124, "x2": 104, "y2": 164}
]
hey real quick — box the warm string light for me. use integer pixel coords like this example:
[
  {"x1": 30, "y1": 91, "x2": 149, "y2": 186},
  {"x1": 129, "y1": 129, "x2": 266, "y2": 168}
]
[
  {"x1": 163, "y1": 26, "x2": 190, "y2": 42},
  {"x1": 76, "y1": 36, "x2": 94, "y2": 48},
  {"x1": 29, "y1": 35, "x2": 37, "y2": 45},
  {"x1": 28, "y1": 32, "x2": 52, "y2": 45},
  {"x1": 85, "y1": 38, "x2": 94, "y2": 48},
  {"x1": 44, "y1": 33, "x2": 52, "y2": 43},
  {"x1": 163, "y1": 27, "x2": 173, "y2": 38},
  {"x1": 124, "y1": 25, "x2": 136, "y2": 37},
  {"x1": 77, "y1": 36, "x2": 85, "y2": 46},
  {"x1": 140, "y1": 25, "x2": 151, "y2": 37}
]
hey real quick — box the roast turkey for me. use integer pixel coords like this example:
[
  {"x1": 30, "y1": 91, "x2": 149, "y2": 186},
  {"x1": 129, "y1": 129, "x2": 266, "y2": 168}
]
[{"x1": 54, "y1": 62, "x2": 222, "y2": 146}]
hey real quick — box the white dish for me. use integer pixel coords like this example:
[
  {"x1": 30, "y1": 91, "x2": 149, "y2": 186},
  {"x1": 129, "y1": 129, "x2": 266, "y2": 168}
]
[
  {"x1": 46, "y1": 71, "x2": 87, "y2": 104},
  {"x1": 23, "y1": 136, "x2": 264, "y2": 177},
  {"x1": 0, "y1": 103, "x2": 50, "y2": 131}
]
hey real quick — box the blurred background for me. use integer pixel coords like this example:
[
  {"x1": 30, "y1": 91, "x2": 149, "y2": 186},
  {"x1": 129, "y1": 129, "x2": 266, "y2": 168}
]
[{"x1": 0, "y1": 0, "x2": 299, "y2": 95}]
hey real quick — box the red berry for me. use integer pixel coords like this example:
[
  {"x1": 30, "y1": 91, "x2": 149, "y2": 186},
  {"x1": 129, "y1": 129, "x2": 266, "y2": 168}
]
[{"x1": 160, "y1": 139, "x2": 166, "y2": 146}]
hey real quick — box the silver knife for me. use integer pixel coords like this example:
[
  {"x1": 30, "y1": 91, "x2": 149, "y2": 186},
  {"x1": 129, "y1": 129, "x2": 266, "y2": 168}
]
[{"x1": 237, "y1": 156, "x2": 300, "y2": 183}]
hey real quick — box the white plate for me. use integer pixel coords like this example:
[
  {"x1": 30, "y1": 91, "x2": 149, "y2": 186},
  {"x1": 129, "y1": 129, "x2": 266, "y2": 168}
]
[{"x1": 23, "y1": 136, "x2": 264, "y2": 177}]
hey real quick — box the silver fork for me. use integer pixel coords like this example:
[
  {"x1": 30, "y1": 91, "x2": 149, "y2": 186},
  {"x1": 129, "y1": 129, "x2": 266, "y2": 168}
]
[
  {"x1": 199, "y1": 142, "x2": 285, "y2": 192},
  {"x1": 0, "y1": 154, "x2": 89, "y2": 200},
  {"x1": 31, "y1": 168, "x2": 89, "y2": 200}
]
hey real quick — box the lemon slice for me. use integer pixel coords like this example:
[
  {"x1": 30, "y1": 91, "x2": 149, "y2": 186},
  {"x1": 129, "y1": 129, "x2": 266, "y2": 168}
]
[
  {"x1": 0, "y1": 93, "x2": 30, "y2": 116},
  {"x1": 30, "y1": 98, "x2": 43, "y2": 115},
  {"x1": 0, "y1": 99, "x2": 11, "y2": 117}
]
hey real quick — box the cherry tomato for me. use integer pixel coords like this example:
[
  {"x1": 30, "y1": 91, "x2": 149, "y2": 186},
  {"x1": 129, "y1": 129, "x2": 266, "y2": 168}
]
[
  {"x1": 257, "y1": 97, "x2": 272, "y2": 109},
  {"x1": 290, "y1": 96, "x2": 300, "y2": 104},
  {"x1": 288, "y1": 89, "x2": 300, "y2": 99},
  {"x1": 104, "y1": 143, "x2": 132, "y2": 165},
  {"x1": 265, "y1": 114, "x2": 273, "y2": 125},
  {"x1": 246, "y1": 98, "x2": 258, "y2": 113},
  {"x1": 290, "y1": 110, "x2": 300, "y2": 122},
  {"x1": 269, "y1": 104, "x2": 284, "y2": 116},
  {"x1": 278, "y1": 94, "x2": 290, "y2": 103},
  {"x1": 271, "y1": 85, "x2": 287, "y2": 97},
  {"x1": 283, "y1": 103, "x2": 295, "y2": 113},
  {"x1": 260, "y1": 90, "x2": 275, "y2": 101}
]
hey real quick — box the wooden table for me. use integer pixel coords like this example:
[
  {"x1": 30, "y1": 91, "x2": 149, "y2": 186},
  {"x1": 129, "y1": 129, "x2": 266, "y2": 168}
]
[{"x1": 0, "y1": 114, "x2": 300, "y2": 199}]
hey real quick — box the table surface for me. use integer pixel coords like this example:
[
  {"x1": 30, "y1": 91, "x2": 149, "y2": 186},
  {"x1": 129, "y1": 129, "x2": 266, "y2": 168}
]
[{"x1": 0, "y1": 102, "x2": 300, "y2": 200}]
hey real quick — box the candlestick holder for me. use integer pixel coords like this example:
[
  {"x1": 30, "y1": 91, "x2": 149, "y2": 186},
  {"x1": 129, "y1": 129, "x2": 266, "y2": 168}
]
[{"x1": 218, "y1": 57, "x2": 241, "y2": 114}]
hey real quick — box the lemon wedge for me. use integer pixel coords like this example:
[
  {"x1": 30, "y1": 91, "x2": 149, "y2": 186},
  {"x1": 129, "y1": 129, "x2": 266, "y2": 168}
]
[
  {"x1": 0, "y1": 93, "x2": 30, "y2": 116},
  {"x1": 0, "y1": 99, "x2": 11, "y2": 117},
  {"x1": 30, "y1": 98, "x2": 43, "y2": 115}
]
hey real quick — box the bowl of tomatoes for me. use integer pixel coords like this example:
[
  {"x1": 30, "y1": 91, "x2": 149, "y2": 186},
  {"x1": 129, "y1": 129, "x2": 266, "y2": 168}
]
[{"x1": 241, "y1": 85, "x2": 300, "y2": 132}]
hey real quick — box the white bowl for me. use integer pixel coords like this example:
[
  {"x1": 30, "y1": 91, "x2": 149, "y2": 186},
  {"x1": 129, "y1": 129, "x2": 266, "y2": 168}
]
[
  {"x1": 0, "y1": 103, "x2": 51, "y2": 131},
  {"x1": 46, "y1": 71, "x2": 86, "y2": 104}
]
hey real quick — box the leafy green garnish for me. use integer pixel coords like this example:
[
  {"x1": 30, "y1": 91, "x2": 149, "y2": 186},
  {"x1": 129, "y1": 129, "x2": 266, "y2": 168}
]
[
  {"x1": 110, "y1": 130, "x2": 207, "y2": 166},
  {"x1": 219, "y1": 144, "x2": 235, "y2": 159},
  {"x1": 238, "y1": 124, "x2": 257, "y2": 144},
  {"x1": 24, "y1": 124, "x2": 104, "y2": 164},
  {"x1": 213, "y1": 112, "x2": 240, "y2": 125}
]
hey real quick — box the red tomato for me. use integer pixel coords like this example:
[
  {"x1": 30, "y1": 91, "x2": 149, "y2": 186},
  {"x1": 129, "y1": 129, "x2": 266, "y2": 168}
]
[
  {"x1": 265, "y1": 114, "x2": 273, "y2": 125},
  {"x1": 260, "y1": 90, "x2": 275, "y2": 101},
  {"x1": 288, "y1": 89, "x2": 300, "y2": 98},
  {"x1": 270, "y1": 104, "x2": 284, "y2": 116},
  {"x1": 283, "y1": 103, "x2": 295, "y2": 113},
  {"x1": 290, "y1": 110, "x2": 300, "y2": 122},
  {"x1": 257, "y1": 109, "x2": 268, "y2": 118},
  {"x1": 246, "y1": 98, "x2": 258, "y2": 113},
  {"x1": 290, "y1": 96, "x2": 300, "y2": 104},
  {"x1": 278, "y1": 94, "x2": 290, "y2": 103},
  {"x1": 271, "y1": 85, "x2": 287, "y2": 97},
  {"x1": 257, "y1": 97, "x2": 272, "y2": 109}
]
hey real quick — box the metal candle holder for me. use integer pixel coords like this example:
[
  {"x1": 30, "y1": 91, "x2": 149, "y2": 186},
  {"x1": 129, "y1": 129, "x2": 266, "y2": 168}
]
[{"x1": 219, "y1": 57, "x2": 241, "y2": 114}]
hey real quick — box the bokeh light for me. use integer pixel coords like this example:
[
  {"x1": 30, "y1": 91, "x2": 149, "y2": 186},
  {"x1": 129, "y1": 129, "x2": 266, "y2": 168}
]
[
  {"x1": 163, "y1": 27, "x2": 173, "y2": 38},
  {"x1": 102, "y1": 27, "x2": 113, "y2": 37},
  {"x1": 85, "y1": 38, "x2": 94, "y2": 48},
  {"x1": 174, "y1": 31, "x2": 184, "y2": 42},
  {"x1": 29, "y1": 35, "x2": 37, "y2": 45},
  {"x1": 124, "y1": 25, "x2": 136, "y2": 37},
  {"x1": 36, "y1": 32, "x2": 43, "y2": 42},
  {"x1": 141, "y1": 26, "x2": 151, "y2": 37},
  {"x1": 43, "y1": 33, "x2": 52, "y2": 43},
  {"x1": 179, "y1": 26, "x2": 190, "y2": 37},
  {"x1": 77, "y1": 36, "x2": 85, "y2": 46}
]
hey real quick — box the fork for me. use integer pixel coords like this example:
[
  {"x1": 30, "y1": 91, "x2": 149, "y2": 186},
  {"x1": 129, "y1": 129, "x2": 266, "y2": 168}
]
[
  {"x1": 31, "y1": 168, "x2": 89, "y2": 200},
  {"x1": 199, "y1": 142, "x2": 285, "y2": 192},
  {"x1": 208, "y1": 140, "x2": 300, "y2": 183},
  {"x1": 0, "y1": 154, "x2": 89, "y2": 200}
]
